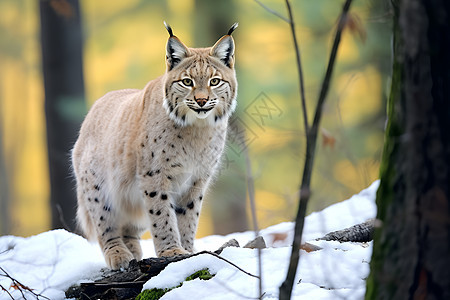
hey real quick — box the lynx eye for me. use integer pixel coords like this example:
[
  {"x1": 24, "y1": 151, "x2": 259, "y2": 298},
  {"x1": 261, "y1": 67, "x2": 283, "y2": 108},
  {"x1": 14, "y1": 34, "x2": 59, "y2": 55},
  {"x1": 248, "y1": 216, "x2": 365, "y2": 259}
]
[
  {"x1": 181, "y1": 78, "x2": 193, "y2": 87},
  {"x1": 209, "y1": 78, "x2": 220, "y2": 86}
]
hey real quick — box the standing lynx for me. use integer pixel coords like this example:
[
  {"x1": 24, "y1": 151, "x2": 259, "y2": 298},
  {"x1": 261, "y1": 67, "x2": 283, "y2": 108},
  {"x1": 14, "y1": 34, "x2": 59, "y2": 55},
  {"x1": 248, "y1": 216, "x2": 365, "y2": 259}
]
[{"x1": 72, "y1": 23, "x2": 238, "y2": 270}]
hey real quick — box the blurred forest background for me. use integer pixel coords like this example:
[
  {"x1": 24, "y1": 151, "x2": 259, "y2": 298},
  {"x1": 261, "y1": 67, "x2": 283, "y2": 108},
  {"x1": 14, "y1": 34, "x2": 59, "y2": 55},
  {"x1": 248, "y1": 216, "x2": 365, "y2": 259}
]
[{"x1": 0, "y1": 0, "x2": 391, "y2": 238}]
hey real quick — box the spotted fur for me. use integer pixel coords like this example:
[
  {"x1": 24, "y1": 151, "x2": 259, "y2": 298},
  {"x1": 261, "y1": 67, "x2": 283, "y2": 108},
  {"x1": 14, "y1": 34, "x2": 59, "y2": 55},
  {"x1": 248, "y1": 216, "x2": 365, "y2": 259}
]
[{"x1": 72, "y1": 23, "x2": 238, "y2": 270}]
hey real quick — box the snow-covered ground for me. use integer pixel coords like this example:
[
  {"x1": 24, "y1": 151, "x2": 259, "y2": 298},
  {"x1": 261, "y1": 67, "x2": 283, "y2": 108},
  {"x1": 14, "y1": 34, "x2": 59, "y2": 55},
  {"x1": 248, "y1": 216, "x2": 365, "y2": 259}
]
[{"x1": 0, "y1": 181, "x2": 378, "y2": 299}]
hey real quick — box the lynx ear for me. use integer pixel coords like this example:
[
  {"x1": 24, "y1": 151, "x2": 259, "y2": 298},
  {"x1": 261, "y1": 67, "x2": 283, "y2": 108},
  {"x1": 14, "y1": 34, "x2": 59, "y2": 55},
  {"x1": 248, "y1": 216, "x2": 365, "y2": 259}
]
[
  {"x1": 164, "y1": 21, "x2": 190, "y2": 71},
  {"x1": 210, "y1": 23, "x2": 238, "y2": 68}
]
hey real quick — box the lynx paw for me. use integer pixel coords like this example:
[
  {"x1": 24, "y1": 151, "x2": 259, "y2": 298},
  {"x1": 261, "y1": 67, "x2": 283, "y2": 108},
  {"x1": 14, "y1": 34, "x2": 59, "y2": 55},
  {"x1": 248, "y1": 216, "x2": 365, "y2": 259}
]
[
  {"x1": 123, "y1": 237, "x2": 143, "y2": 261},
  {"x1": 158, "y1": 247, "x2": 189, "y2": 257},
  {"x1": 104, "y1": 245, "x2": 135, "y2": 270}
]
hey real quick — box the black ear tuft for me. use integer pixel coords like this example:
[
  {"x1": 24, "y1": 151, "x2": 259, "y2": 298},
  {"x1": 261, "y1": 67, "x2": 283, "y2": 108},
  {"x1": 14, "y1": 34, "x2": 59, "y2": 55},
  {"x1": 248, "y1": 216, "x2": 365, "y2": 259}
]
[
  {"x1": 164, "y1": 22, "x2": 190, "y2": 71},
  {"x1": 210, "y1": 35, "x2": 235, "y2": 68},
  {"x1": 164, "y1": 21, "x2": 174, "y2": 37},
  {"x1": 210, "y1": 23, "x2": 238, "y2": 68},
  {"x1": 227, "y1": 22, "x2": 239, "y2": 36}
]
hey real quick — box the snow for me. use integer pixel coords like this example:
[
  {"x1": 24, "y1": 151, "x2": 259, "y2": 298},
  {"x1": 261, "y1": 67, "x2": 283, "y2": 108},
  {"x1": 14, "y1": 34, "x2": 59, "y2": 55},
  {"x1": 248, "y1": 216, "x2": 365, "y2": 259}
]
[{"x1": 0, "y1": 180, "x2": 379, "y2": 299}]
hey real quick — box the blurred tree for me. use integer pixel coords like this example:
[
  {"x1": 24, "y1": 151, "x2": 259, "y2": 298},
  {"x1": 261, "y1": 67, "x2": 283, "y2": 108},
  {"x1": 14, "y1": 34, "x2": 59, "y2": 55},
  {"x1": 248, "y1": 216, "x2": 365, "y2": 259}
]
[
  {"x1": 193, "y1": 0, "x2": 249, "y2": 235},
  {"x1": 39, "y1": 0, "x2": 86, "y2": 231},
  {"x1": 0, "y1": 116, "x2": 10, "y2": 235},
  {"x1": 366, "y1": 0, "x2": 450, "y2": 298}
]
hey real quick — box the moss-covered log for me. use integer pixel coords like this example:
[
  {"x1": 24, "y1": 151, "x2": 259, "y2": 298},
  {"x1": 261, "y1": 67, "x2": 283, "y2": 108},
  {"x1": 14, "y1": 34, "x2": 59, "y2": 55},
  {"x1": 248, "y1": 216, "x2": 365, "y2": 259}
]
[{"x1": 65, "y1": 239, "x2": 240, "y2": 300}]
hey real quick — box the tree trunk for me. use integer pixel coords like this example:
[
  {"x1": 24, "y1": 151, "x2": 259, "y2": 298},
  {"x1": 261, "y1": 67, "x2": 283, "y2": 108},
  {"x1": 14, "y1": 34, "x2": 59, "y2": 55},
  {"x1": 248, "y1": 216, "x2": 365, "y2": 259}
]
[
  {"x1": 193, "y1": 0, "x2": 248, "y2": 235},
  {"x1": 39, "y1": 0, "x2": 86, "y2": 231},
  {"x1": 0, "y1": 120, "x2": 10, "y2": 235},
  {"x1": 366, "y1": 0, "x2": 450, "y2": 298}
]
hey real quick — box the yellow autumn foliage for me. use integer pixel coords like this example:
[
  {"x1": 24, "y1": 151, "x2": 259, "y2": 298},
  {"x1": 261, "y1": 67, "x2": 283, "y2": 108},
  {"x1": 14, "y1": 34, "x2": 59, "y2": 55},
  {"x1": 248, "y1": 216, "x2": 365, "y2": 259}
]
[
  {"x1": 336, "y1": 66, "x2": 382, "y2": 126},
  {"x1": 0, "y1": 0, "x2": 387, "y2": 238}
]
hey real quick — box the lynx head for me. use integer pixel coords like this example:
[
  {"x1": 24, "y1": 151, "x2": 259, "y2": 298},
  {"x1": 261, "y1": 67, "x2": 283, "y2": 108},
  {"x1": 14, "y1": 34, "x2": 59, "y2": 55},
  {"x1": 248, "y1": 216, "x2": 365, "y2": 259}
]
[{"x1": 162, "y1": 22, "x2": 238, "y2": 127}]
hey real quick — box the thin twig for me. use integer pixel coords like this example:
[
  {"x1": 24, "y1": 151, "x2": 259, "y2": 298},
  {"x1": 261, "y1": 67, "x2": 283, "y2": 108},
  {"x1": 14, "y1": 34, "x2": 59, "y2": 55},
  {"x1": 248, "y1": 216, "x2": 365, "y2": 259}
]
[
  {"x1": 0, "y1": 268, "x2": 25, "y2": 299},
  {"x1": 195, "y1": 251, "x2": 260, "y2": 279},
  {"x1": 255, "y1": 0, "x2": 309, "y2": 132},
  {"x1": 313, "y1": 0, "x2": 352, "y2": 133},
  {"x1": 279, "y1": 0, "x2": 354, "y2": 299},
  {"x1": 56, "y1": 204, "x2": 73, "y2": 232},
  {"x1": 0, "y1": 266, "x2": 51, "y2": 300},
  {"x1": 0, "y1": 249, "x2": 12, "y2": 255},
  {"x1": 254, "y1": 0, "x2": 290, "y2": 23},
  {"x1": 243, "y1": 139, "x2": 263, "y2": 299},
  {"x1": 0, "y1": 284, "x2": 14, "y2": 299},
  {"x1": 228, "y1": 119, "x2": 263, "y2": 297},
  {"x1": 285, "y1": 0, "x2": 309, "y2": 133}
]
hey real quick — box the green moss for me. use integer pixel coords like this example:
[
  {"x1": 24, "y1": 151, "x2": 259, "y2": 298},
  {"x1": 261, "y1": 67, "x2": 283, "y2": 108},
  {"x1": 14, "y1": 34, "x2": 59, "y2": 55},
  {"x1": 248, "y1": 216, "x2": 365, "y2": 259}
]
[
  {"x1": 135, "y1": 269, "x2": 214, "y2": 300},
  {"x1": 185, "y1": 269, "x2": 214, "y2": 281},
  {"x1": 135, "y1": 288, "x2": 169, "y2": 300},
  {"x1": 365, "y1": 4, "x2": 404, "y2": 299}
]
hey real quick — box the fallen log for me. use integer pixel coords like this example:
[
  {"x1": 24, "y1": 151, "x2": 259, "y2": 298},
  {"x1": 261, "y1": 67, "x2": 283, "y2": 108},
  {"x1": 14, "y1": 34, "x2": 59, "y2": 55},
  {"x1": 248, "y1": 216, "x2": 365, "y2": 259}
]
[
  {"x1": 65, "y1": 239, "x2": 240, "y2": 300},
  {"x1": 316, "y1": 219, "x2": 376, "y2": 243},
  {"x1": 66, "y1": 220, "x2": 376, "y2": 299}
]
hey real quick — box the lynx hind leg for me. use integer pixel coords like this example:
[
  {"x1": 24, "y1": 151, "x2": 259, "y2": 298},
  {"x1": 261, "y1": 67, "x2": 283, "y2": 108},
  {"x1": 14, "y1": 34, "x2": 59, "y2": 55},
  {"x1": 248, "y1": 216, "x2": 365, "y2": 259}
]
[
  {"x1": 76, "y1": 198, "x2": 96, "y2": 241},
  {"x1": 122, "y1": 225, "x2": 143, "y2": 261},
  {"x1": 80, "y1": 208, "x2": 134, "y2": 269},
  {"x1": 99, "y1": 236, "x2": 135, "y2": 270},
  {"x1": 75, "y1": 171, "x2": 134, "y2": 269},
  {"x1": 96, "y1": 207, "x2": 135, "y2": 269}
]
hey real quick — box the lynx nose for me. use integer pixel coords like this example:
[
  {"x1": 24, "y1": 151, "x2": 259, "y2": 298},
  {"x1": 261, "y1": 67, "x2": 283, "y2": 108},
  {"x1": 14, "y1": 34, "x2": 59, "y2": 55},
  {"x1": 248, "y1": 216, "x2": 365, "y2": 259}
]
[{"x1": 195, "y1": 97, "x2": 208, "y2": 107}]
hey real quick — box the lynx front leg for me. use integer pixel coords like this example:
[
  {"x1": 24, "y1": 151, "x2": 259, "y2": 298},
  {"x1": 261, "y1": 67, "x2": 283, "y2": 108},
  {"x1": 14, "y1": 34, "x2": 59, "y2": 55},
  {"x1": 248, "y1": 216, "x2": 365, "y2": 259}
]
[
  {"x1": 175, "y1": 179, "x2": 207, "y2": 252},
  {"x1": 141, "y1": 173, "x2": 188, "y2": 257}
]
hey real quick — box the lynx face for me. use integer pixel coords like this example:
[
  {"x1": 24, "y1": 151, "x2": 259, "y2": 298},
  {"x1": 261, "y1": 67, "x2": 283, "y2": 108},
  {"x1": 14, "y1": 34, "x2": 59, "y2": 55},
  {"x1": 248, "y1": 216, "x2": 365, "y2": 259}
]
[{"x1": 163, "y1": 27, "x2": 237, "y2": 126}]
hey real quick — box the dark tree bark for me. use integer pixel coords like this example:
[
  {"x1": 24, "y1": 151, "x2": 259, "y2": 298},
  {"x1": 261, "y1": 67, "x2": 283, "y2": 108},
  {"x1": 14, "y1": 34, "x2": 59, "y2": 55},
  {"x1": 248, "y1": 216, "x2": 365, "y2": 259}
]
[
  {"x1": 39, "y1": 0, "x2": 86, "y2": 231},
  {"x1": 366, "y1": 0, "x2": 450, "y2": 298}
]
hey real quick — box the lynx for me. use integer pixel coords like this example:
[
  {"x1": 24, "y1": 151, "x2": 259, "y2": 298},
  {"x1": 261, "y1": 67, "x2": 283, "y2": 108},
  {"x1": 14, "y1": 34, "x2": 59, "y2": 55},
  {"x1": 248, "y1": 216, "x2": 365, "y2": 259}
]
[{"x1": 72, "y1": 23, "x2": 238, "y2": 270}]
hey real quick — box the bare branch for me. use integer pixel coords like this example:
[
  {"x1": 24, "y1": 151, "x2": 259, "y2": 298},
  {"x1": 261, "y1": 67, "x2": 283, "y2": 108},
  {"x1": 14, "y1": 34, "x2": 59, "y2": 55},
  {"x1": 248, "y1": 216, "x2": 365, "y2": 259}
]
[
  {"x1": 229, "y1": 118, "x2": 263, "y2": 298},
  {"x1": 254, "y1": 0, "x2": 290, "y2": 23},
  {"x1": 255, "y1": 0, "x2": 309, "y2": 132},
  {"x1": 243, "y1": 138, "x2": 263, "y2": 299},
  {"x1": 279, "y1": 0, "x2": 354, "y2": 299},
  {"x1": 195, "y1": 251, "x2": 260, "y2": 279},
  {"x1": 313, "y1": 0, "x2": 353, "y2": 133},
  {"x1": 285, "y1": 0, "x2": 309, "y2": 133},
  {"x1": 0, "y1": 266, "x2": 51, "y2": 300},
  {"x1": 0, "y1": 284, "x2": 14, "y2": 299}
]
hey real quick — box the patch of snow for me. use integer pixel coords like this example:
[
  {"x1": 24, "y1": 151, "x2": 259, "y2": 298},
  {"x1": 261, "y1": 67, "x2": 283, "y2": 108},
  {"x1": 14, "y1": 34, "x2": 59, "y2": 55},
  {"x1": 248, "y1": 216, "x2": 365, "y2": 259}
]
[
  {"x1": 0, "y1": 180, "x2": 379, "y2": 299},
  {"x1": 301, "y1": 180, "x2": 378, "y2": 242},
  {"x1": 0, "y1": 230, "x2": 105, "y2": 299}
]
